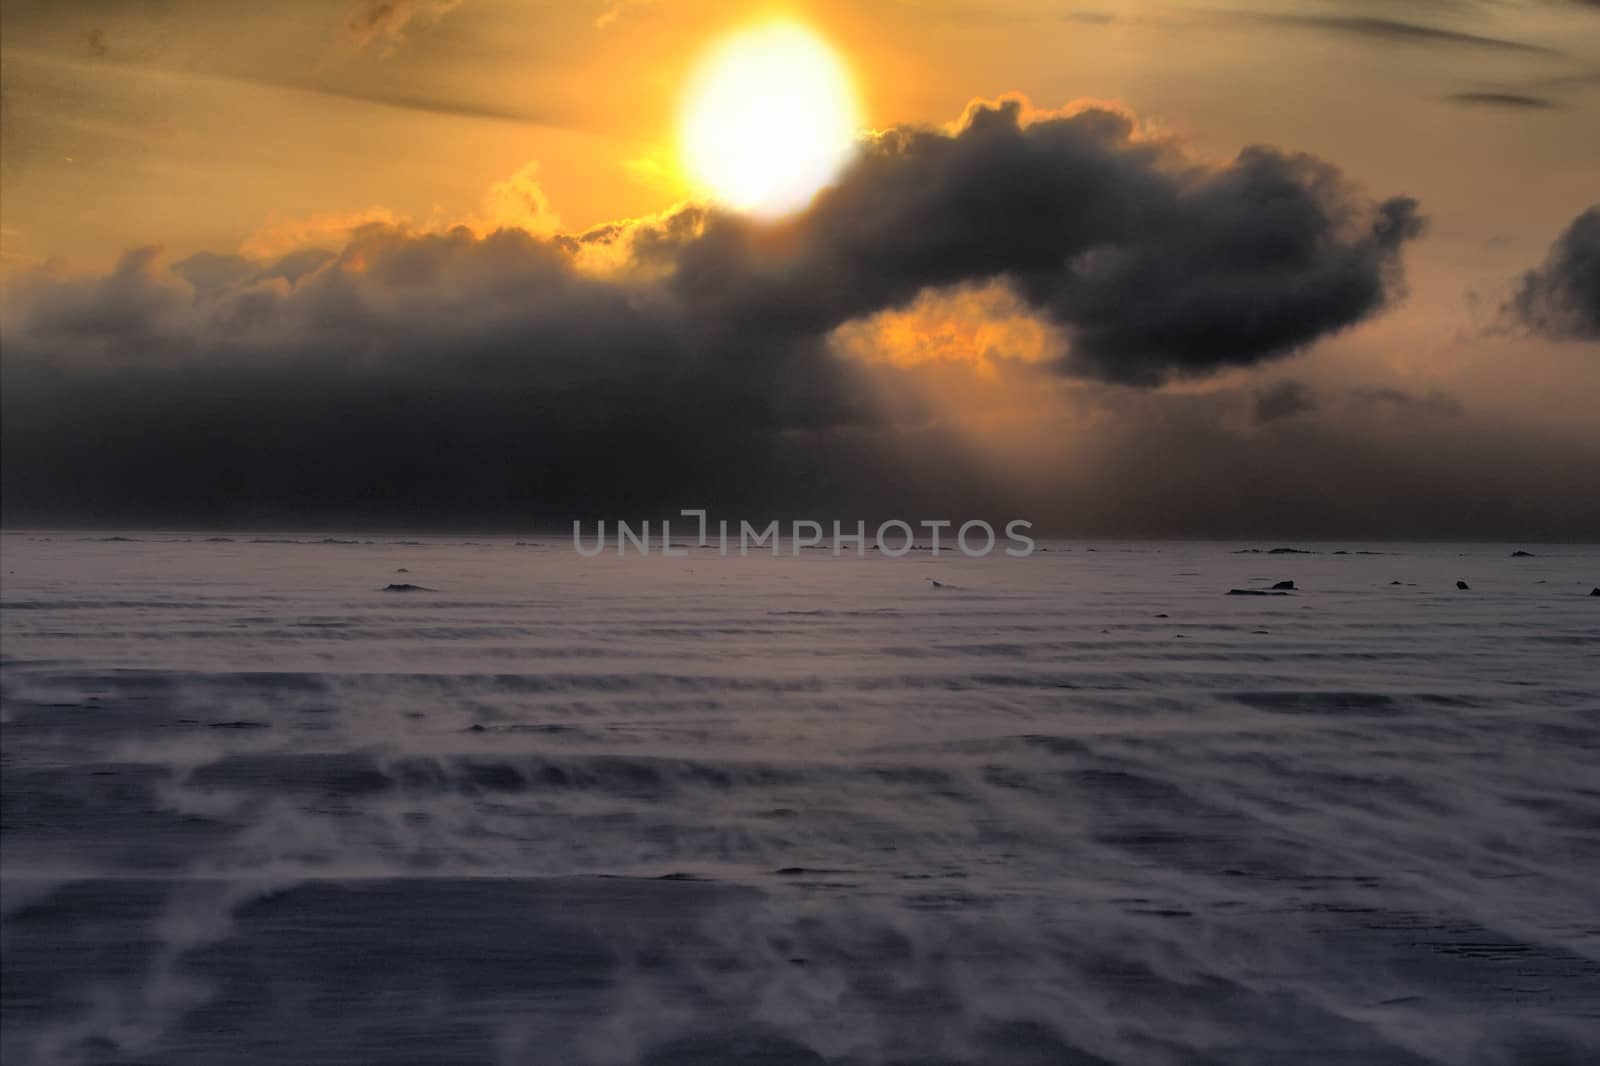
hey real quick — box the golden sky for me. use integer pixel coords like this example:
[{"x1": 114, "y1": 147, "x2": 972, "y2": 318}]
[
  {"x1": 3, "y1": 1, "x2": 1596, "y2": 264},
  {"x1": 1, "y1": 0, "x2": 1597, "y2": 532}
]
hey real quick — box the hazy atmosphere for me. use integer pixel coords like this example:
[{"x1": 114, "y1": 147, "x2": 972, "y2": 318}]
[{"x1": 3, "y1": 0, "x2": 1597, "y2": 534}]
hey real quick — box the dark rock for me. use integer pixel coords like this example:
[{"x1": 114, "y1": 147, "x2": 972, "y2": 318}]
[
  {"x1": 383, "y1": 582, "x2": 434, "y2": 592},
  {"x1": 1590, "y1": 587, "x2": 1599, "y2": 597},
  {"x1": 395, "y1": 567, "x2": 410, "y2": 573},
  {"x1": 1227, "y1": 588, "x2": 1289, "y2": 596},
  {"x1": 1456, "y1": 580, "x2": 1470, "y2": 590},
  {"x1": 1271, "y1": 580, "x2": 1297, "y2": 590},
  {"x1": 1510, "y1": 550, "x2": 1536, "y2": 558}
]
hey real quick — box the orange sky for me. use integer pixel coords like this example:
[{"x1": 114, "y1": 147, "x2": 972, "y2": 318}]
[
  {"x1": 4, "y1": 2, "x2": 1597, "y2": 264},
  {"x1": 2, "y1": 0, "x2": 1598, "y2": 464}
]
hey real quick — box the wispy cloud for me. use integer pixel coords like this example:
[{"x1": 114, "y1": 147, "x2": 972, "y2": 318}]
[
  {"x1": 1235, "y1": 13, "x2": 1561, "y2": 55},
  {"x1": 346, "y1": 1, "x2": 463, "y2": 53},
  {"x1": 2, "y1": 46, "x2": 573, "y2": 129},
  {"x1": 1445, "y1": 91, "x2": 1561, "y2": 109}
]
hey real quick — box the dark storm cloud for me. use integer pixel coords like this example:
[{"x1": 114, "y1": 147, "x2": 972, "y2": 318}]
[
  {"x1": 653, "y1": 99, "x2": 1423, "y2": 385},
  {"x1": 2, "y1": 99, "x2": 1427, "y2": 526},
  {"x1": 1, "y1": 229, "x2": 873, "y2": 527},
  {"x1": 1507, "y1": 205, "x2": 1600, "y2": 341}
]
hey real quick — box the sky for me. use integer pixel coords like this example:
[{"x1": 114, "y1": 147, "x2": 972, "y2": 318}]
[{"x1": 1, "y1": 0, "x2": 1597, "y2": 535}]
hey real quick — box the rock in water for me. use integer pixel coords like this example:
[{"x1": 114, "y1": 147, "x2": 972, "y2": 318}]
[
  {"x1": 1510, "y1": 550, "x2": 1535, "y2": 558},
  {"x1": 1590, "y1": 587, "x2": 1600, "y2": 597},
  {"x1": 383, "y1": 583, "x2": 434, "y2": 592},
  {"x1": 1272, "y1": 580, "x2": 1297, "y2": 591},
  {"x1": 1456, "y1": 581, "x2": 1470, "y2": 590},
  {"x1": 1227, "y1": 588, "x2": 1289, "y2": 596}
]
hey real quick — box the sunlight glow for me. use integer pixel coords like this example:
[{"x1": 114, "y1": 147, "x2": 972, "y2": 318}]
[{"x1": 678, "y1": 21, "x2": 862, "y2": 219}]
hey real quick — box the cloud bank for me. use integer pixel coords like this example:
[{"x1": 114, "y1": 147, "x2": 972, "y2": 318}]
[{"x1": 15, "y1": 96, "x2": 1572, "y2": 535}]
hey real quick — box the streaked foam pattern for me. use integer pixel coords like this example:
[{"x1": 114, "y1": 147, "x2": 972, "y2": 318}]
[{"x1": 3, "y1": 534, "x2": 1597, "y2": 1064}]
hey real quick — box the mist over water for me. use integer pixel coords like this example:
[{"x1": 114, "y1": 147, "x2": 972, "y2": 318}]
[{"x1": 2, "y1": 534, "x2": 1597, "y2": 1065}]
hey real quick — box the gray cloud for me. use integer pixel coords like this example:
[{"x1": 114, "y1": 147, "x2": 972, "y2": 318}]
[
  {"x1": 1, "y1": 99, "x2": 1433, "y2": 527},
  {"x1": 1507, "y1": 205, "x2": 1600, "y2": 341},
  {"x1": 171, "y1": 249, "x2": 338, "y2": 297},
  {"x1": 654, "y1": 99, "x2": 1423, "y2": 386}
]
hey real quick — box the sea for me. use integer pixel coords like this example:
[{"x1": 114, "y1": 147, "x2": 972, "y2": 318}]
[{"x1": 2, "y1": 533, "x2": 1597, "y2": 1065}]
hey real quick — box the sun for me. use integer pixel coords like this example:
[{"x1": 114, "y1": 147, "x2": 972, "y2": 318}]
[{"x1": 678, "y1": 21, "x2": 862, "y2": 219}]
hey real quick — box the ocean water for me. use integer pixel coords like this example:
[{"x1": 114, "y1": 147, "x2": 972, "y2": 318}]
[{"x1": 1, "y1": 533, "x2": 1597, "y2": 1066}]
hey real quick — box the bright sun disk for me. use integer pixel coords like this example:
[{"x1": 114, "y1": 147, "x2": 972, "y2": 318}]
[{"x1": 678, "y1": 21, "x2": 862, "y2": 219}]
